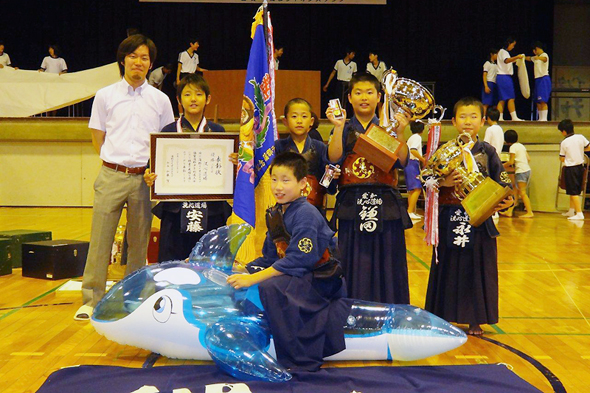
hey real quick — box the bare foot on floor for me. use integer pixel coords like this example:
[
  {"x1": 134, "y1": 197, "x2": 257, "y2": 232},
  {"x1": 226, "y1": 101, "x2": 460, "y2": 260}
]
[
  {"x1": 499, "y1": 210, "x2": 513, "y2": 217},
  {"x1": 468, "y1": 324, "x2": 484, "y2": 336},
  {"x1": 520, "y1": 213, "x2": 534, "y2": 218}
]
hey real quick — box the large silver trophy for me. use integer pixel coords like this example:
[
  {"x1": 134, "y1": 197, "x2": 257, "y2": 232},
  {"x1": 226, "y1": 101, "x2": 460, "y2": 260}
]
[
  {"x1": 420, "y1": 133, "x2": 511, "y2": 227},
  {"x1": 353, "y1": 70, "x2": 437, "y2": 172}
]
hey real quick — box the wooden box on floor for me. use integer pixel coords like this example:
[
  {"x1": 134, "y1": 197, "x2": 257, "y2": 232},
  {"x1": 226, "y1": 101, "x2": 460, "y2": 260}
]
[
  {"x1": 0, "y1": 238, "x2": 13, "y2": 276},
  {"x1": 147, "y1": 227, "x2": 160, "y2": 264},
  {"x1": 0, "y1": 230, "x2": 52, "y2": 268},
  {"x1": 22, "y1": 240, "x2": 89, "y2": 280}
]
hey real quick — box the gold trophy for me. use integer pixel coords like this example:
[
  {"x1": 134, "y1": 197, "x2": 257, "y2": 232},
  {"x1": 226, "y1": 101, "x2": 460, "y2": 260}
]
[
  {"x1": 353, "y1": 70, "x2": 437, "y2": 172},
  {"x1": 420, "y1": 133, "x2": 511, "y2": 227}
]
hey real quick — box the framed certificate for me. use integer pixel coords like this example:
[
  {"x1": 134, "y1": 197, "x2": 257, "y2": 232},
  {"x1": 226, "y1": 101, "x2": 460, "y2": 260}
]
[{"x1": 150, "y1": 132, "x2": 239, "y2": 201}]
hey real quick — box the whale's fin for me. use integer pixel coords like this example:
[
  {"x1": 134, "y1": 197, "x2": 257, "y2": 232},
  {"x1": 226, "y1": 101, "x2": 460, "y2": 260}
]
[
  {"x1": 204, "y1": 317, "x2": 291, "y2": 382},
  {"x1": 188, "y1": 224, "x2": 252, "y2": 271}
]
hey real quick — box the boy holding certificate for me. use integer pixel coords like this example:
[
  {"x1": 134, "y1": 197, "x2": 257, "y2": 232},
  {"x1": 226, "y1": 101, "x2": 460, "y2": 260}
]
[{"x1": 144, "y1": 74, "x2": 231, "y2": 262}]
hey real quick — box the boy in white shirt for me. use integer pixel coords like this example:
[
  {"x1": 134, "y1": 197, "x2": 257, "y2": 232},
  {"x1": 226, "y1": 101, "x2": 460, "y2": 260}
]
[
  {"x1": 0, "y1": 41, "x2": 14, "y2": 69},
  {"x1": 366, "y1": 50, "x2": 387, "y2": 82},
  {"x1": 176, "y1": 40, "x2": 207, "y2": 85},
  {"x1": 526, "y1": 41, "x2": 551, "y2": 121},
  {"x1": 483, "y1": 107, "x2": 504, "y2": 157},
  {"x1": 323, "y1": 49, "x2": 357, "y2": 107},
  {"x1": 501, "y1": 129, "x2": 534, "y2": 218},
  {"x1": 558, "y1": 119, "x2": 590, "y2": 220}
]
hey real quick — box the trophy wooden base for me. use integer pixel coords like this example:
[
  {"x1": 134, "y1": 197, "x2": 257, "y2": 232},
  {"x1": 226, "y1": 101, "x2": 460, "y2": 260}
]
[
  {"x1": 462, "y1": 177, "x2": 512, "y2": 227},
  {"x1": 352, "y1": 125, "x2": 403, "y2": 173}
]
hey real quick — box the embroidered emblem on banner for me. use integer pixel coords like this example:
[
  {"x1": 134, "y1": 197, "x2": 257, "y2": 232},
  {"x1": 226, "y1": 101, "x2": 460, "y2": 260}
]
[
  {"x1": 298, "y1": 238, "x2": 313, "y2": 253},
  {"x1": 447, "y1": 207, "x2": 474, "y2": 249},
  {"x1": 352, "y1": 157, "x2": 374, "y2": 179},
  {"x1": 181, "y1": 202, "x2": 208, "y2": 234},
  {"x1": 301, "y1": 181, "x2": 312, "y2": 197},
  {"x1": 356, "y1": 191, "x2": 383, "y2": 233}
]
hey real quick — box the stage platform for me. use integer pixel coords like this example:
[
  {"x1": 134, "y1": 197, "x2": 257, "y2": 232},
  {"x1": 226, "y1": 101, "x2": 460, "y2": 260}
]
[{"x1": 1, "y1": 118, "x2": 589, "y2": 211}]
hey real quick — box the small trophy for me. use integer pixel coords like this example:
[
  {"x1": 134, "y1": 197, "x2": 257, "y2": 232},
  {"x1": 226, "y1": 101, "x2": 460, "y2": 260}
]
[
  {"x1": 420, "y1": 133, "x2": 511, "y2": 227},
  {"x1": 353, "y1": 70, "x2": 436, "y2": 172}
]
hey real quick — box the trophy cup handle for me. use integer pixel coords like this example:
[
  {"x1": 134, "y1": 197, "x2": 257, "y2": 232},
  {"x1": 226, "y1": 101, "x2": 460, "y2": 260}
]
[{"x1": 432, "y1": 105, "x2": 446, "y2": 122}]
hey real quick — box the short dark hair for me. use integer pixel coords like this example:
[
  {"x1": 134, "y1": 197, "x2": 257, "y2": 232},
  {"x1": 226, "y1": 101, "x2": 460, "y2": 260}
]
[
  {"x1": 49, "y1": 44, "x2": 61, "y2": 57},
  {"x1": 0, "y1": 41, "x2": 4, "y2": 46},
  {"x1": 116, "y1": 34, "x2": 157, "y2": 77},
  {"x1": 163, "y1": 63, "x2": 174, "y2": 71},
  {"x1": 532, "y1": 41, "x2": 544, "y2": 51},
  {"x1": 345, "y1": 48, "x2": 356, "y2": 56},
  {"x1": 410, "y1": 121, "x2": 425, "y2": 134},
  {"x1": 177, "y1": 73, "x2": 211, "y2": 98},
  {"x1": 558, "y1": 119, "x2": 574, "y2": 135},
  {"x1": 504, "y1": 37, "x2": 516, "y2": 49},
  {"x1": 283, "y1": 98, "x2": 312, "y2": 118},
  {"x1": 270, "y1": 152, "x2": 308, "y2": 181},
  {"x1": 489, "y1": 48, "x2": 498, "y2": 57},
  {"x1": 369, "y1": 50, "x2": 379, "y2": 56},
  {"x1": 274, "y1": 44, "x2": 284, "y2": 51},
  {"x1": 348, "y1": 71, "x2": 381, "y2": 93},
  {"x1": 486, "y1": 107, "x2": 500, "y2": 121},
  {"x1": 504, "y1": 129, "x2": 518, "y2": 144},
  {"x1": 310, "y1": 111, "x2": 319, "y2": 130},
  {"x1": 453, "y1": 97, "x2": 484, "y2": 117}
]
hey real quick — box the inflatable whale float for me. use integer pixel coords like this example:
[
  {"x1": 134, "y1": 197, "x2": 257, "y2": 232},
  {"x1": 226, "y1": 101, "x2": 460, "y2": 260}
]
[{"x1": 91, "y1": 224, "x2": 467, "y2": 382}]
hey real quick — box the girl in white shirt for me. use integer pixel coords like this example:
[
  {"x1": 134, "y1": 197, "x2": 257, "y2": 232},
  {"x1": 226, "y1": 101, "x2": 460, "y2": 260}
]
[
  {"x1": 39, "y1": 45, "x2": 67, "y2": 75},
  {"x1": 526, "y1": 41, "x2": 551, "y2": 121}
]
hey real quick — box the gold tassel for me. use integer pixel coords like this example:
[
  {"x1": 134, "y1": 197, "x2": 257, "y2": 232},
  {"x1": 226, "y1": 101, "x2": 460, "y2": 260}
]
[{"x1": 228, "y1": 170, "x2": 276, "y2": 267}]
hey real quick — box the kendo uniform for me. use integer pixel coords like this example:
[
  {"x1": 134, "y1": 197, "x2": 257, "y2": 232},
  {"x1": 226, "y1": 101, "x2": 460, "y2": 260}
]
[
  {"x1": 246, "y1": 197, "x2": 351, "y2": 371},
  {"x1": 425, "y1": 140, "x2": 510, "y2": 326},
  {"x1": 333, "y1": 115, "x2": 412, "y2": 304},
  {"x1": 275, "y1": 136, "x2": 336, "y2": 214},
  {"x1": 153, "y1": 116, "x2": 231, "y2": 262}
]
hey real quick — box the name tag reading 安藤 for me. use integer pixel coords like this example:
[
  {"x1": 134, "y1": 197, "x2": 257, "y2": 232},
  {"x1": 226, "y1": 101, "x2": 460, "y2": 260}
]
[{"x1": 180, "y1": 202, "x2": 208, "y2": 234}]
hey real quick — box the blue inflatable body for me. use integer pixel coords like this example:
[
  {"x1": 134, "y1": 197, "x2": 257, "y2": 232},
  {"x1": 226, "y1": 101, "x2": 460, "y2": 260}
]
[{"x1": 92, "y1": 224, "x2": 467, "y2": 382}]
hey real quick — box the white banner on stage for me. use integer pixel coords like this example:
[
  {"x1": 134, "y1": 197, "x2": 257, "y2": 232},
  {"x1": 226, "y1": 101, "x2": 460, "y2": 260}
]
[
  {"x1": 140, "y1": 0, "x2": 386, "y2": 4},
  {"x1": 0, "y1": 63, "x2": 121, "y2": 118}
]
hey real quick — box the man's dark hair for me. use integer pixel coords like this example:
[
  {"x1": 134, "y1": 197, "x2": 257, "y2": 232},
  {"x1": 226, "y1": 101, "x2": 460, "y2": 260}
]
[
  {"x1": 410, "y1": 121, "x2": 425, "y2": 134},
  {"x1": 486, "y1": 107, "x2": 500, "y2": 122},
  {"x1": 558, "y1": 119, "x2": 575, "y2": 135},
  {"x1": 504, "y1": 129, "x2": 518, "y2": 144},
  {"x1": 348, "y1": 71, "x2": 381, "y2": 93},
  {"x1": 270, "y1": 152, "x2": 308, "y2": 181},
  {"x1": 453, "y1": 97, "x2": 484, "y2": 118},
  {"x1": 116, "y1": 34, "x2": 157, "y2": 77},
  {"x1": 283, "y1": 97, "x2": 312, "y2": 118},
  {"x1": 177, "y1": 73, "x2": 211, "y2": 98}
]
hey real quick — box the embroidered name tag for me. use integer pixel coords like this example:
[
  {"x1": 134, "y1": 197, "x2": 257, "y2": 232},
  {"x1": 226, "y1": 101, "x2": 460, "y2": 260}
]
[
  {"x1": 447, "y1": 207, "x2": 474, "y2": 249},
  {"x1": 181, "y1": 201, "x2": 208, "y2": 234},
  {"x1": 355, "y1": 191, "x2": 383, "y2": 233}
]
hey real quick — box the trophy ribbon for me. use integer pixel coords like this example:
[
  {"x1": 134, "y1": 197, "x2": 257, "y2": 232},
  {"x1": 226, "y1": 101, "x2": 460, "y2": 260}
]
[{"x1": 461, "y1": 142, "x2": 478, "y2": 173}]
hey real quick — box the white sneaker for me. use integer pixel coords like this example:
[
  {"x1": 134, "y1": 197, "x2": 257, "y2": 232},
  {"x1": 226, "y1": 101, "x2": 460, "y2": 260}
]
[
  {"x1": 511, "y1": 117, "x2": 524, "y2": 121},
  {"x1": 562, "y1": 210, "x2": 575, "y2": 217},
  {"x1": 74, "y1": 305, "x2": 93, "y2": 321},
  {"x1": 568, "y1": 213, "x2": 585, "y2": 221},
  {"x1": 409, "y1": 212, "x2": 422, "y2": 220}
]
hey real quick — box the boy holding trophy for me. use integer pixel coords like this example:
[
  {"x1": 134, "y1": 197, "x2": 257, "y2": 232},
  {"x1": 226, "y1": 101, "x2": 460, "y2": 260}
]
[
  {"x1": 327, "y1": 72, "x2": 411, "y2": 305},
  {"x1": 424, "y1": 97, "x2": 513, "y2": 336}
]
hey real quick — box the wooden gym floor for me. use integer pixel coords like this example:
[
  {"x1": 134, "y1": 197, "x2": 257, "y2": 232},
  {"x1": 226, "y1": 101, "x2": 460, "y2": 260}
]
[{"x1": 0, "y1": 207, "x2": 588, "y2": 392}]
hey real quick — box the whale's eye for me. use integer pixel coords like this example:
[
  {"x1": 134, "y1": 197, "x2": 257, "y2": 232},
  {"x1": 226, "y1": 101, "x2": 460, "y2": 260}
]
[{"x1": 152, "y1": 295, "x2": 173, "y2": 323}]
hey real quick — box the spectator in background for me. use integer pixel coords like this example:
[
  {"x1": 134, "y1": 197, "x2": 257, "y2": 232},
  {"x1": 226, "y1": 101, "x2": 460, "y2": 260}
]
[
  {"x1": 482, "y1": 48, "x2": 498, "y2": 117},
  {"x1": 526, "y1": 41, "x2": 551, "y2": 121},
  {"x1": 366, "y1": 50, "x2": 387, "y2": 82},
  {"x1": 274, "y1": 44, "x2": 283, "y2": 70},
  {"x1": 0, "y1": 41, "x2": 16, "y2": 69},
  {"x1": 176, "y1": 39, "x2": 207, "y2": 86},
  {"x1": 149, "y1": 63, "x2": 174, "y2": 90},
  {"x1": 308, "y1": 111, "x2": 324, "y2": 142},
  {"x1": 496, "y1": 37, "x2": 524, "y2": 121},
  {"x1": 483, "y1": 107, "x2": 504, "y2": 157},
  {"x1": 39, "y1": 44, "x2": 67, "y2": 75},
  {"x1": 323, "y1": 49, "x2": 357, "y2": 108}
]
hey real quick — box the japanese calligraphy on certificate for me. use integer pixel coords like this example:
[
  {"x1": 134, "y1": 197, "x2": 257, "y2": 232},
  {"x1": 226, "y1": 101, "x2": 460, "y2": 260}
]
[{"x1": 150, "y1": 133, "x2": 239, "y2": 201}]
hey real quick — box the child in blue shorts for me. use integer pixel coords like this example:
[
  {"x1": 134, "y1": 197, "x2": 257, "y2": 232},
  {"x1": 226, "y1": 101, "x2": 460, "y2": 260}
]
[
  {"x1": 405, "y1": 121, "x2": 426, "y2": 220},
  {"x1": 482, "y1": 48, "x2": 498, "y2": 117},
  {"x1": 496, "y1": 37, "x2": 524, "y2": 121},
  {"x1": 526, "y1": 41, "x2": 551, "y2": 121}
]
